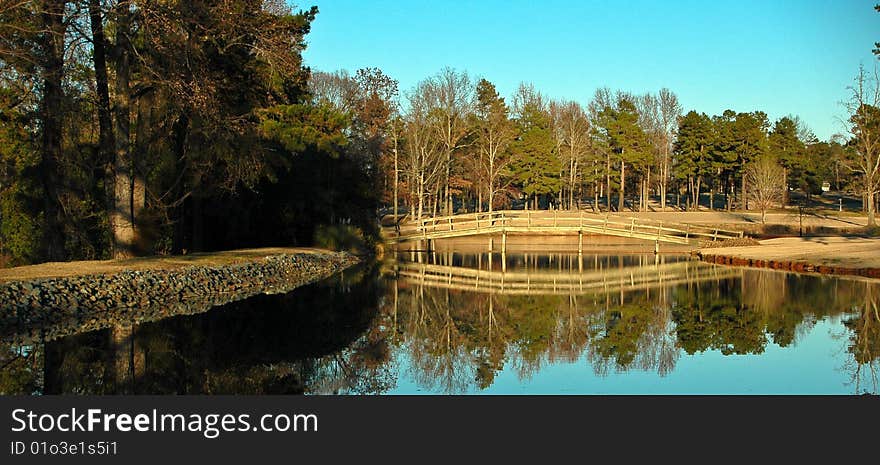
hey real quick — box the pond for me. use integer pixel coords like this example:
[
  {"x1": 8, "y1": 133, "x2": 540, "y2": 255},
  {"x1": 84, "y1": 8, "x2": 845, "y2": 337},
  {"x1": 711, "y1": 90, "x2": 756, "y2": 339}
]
[{"x1": 1, "y1": 251, "x2": 878, "y2": 395}]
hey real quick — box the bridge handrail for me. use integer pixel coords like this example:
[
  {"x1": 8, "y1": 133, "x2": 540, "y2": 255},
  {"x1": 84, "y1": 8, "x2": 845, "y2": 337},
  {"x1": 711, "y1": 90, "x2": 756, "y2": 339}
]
[{"x1": 394, "y1": 209, "x2": 744, "y2": 241}]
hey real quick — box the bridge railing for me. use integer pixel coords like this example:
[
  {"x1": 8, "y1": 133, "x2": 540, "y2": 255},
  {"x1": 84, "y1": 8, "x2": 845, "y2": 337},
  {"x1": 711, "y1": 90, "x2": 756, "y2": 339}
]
[
  {"x1": 392, "y1": 210, "x2": 744, "y2": 243},
  {"x1": 397, "y1": 260, "x2": 742, "y2": 295}
]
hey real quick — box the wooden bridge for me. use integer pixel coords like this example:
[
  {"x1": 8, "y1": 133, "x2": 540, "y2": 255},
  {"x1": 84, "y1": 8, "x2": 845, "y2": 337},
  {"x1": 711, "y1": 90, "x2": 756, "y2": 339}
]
[
  {"x1": 384, "y1": 210, "x2": 744, "y2": 252},
  {"x1": 396, "y1": 259, "x2": 742, "y2": 296}
]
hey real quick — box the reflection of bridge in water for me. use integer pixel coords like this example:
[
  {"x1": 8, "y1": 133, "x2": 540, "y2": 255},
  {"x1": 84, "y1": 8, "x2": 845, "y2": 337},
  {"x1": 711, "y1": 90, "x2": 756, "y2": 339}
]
[{"x1": 396, "y1": 258, "x2": 742, "y2": 296}]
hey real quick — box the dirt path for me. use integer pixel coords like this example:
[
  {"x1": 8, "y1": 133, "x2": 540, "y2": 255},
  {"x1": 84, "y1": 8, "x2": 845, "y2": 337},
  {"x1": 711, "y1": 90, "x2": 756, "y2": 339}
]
[
  {"x1": 698, "y1": 237, "x2": 880, "y2": 279},
  {"x1": 604, "y1": 211, "x2": 868, "y2": 229},
  {"x1": 0, "y1": 247, "x2": 332, "y2": 283}
]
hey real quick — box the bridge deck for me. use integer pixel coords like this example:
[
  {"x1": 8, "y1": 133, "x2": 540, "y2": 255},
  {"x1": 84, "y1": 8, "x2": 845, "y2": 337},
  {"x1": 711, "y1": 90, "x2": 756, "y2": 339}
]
[{"x1": 385, "y1": 210, "x2": 743, "y2": 246}]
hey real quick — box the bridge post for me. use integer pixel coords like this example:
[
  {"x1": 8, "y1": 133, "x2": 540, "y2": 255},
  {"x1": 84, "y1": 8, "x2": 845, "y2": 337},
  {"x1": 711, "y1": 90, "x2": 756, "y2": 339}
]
[
  {"x1": 656, "y1": 221, "x2": 662, "y2": 253},
  {"x1": 501, "y1": 231, "x2": 507, "y2": 254},
  {"x1": 488, "y1": 236, "x2": 494, "y2": 251},
  {"x1": 578, "y1": 231, "x2": 583, "y2": 255}
]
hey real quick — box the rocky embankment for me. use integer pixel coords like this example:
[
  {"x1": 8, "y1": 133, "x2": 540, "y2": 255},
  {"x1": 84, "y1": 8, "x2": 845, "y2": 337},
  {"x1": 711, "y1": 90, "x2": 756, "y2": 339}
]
[{"x1": 0, "y1": 251, "x2": 359, "y2": 345}]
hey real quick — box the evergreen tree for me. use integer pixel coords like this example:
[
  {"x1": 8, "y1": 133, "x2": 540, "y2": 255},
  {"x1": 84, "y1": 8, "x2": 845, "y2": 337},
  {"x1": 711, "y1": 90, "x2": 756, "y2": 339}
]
[
  {"x1": 596, "y1": 97, "x2": 649, "y2": 211},
  {"x1": 768, "y1": 117, "x2": 806, "y2": 205},
  {"x1": 674, "y1": 111, "x2": 714, "y2": 209},
  {"x1": 473, "y1": 79, "x2": 514, "y2": 213},
  {"x1": 732, "y1": 111, "x2": 770, "y2": 210},
  {"x1": 510, "y1": 100, "x2": 561, "y2": 208}
]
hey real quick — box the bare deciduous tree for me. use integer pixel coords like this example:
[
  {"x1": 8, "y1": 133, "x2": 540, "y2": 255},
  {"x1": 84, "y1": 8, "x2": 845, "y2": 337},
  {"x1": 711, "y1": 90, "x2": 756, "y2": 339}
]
[
  {"x1": 843, "y1": 65, "x2": 880, "y2": 226},
  {"x1": 403, "y1": 82, "x2": 445, "y2": 222},
  {"x1": 309, "y1": 70, "x2": 359, "y2": 114},
  {"x1": 553, "y1": 100, "x2": 591, "y2": 209},
  {"x1": 745, "y1": 156, "x2": 785, "y2": 224},
  {"x1": 424, "y1": 67, "x2": 473, "y2": 215},
  {"x1": 657, "y1": 88, "x2": 682, "y2": 211}
]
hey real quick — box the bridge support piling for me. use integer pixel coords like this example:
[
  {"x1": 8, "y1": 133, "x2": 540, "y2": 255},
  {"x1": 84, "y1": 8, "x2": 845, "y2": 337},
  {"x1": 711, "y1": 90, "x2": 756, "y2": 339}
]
[
  {"x1": 501, "y1": 232, "x2": 507, "y2": 254},
  {"x1": 488, "y1": 236, "x2": 494, "y2": 252},
  {"x1": 578, "y1": 231, "x2": 583, "y2": 255},
  {"x1": 654, "y1": 240, "x2": 659, "y2": 255}
]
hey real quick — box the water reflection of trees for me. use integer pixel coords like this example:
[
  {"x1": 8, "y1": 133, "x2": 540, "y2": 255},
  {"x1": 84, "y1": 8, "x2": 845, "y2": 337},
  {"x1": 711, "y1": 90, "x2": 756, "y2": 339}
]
[
  {"x1": 842, "y1": 282, "x2": 880, "y2": 394},
  {"x1": 0, "y1": 265, "x2": 391, "y2": 395},
  {"x1": 385, "y1": 264, "x2": 880, "y2": 394}
]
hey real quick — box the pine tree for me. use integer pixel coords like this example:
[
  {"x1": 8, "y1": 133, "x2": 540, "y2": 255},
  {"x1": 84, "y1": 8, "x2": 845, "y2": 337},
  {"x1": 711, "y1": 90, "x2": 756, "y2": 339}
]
[
  {"x1": 675, "y1": 111, "x2": 714, "y2": 209},
  {"x1": 510, "y1": 101, "x2": 561, "y2": 208},
  {"x1": 596, "y1": 97, "x2": 648, "y2": 211}
]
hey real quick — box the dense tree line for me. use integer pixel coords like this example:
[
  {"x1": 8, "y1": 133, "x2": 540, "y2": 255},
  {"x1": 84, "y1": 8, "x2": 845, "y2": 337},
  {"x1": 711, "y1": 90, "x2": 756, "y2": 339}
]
[
  {"x1": 0, "y1": 1, "x2": 381, "y2": 266},
  {"x1": 314, "y1": 65, "x2": 873, "y2": 227},
  {"x1": 2, "y1": 2, "x2": 879, "y2": 267}
]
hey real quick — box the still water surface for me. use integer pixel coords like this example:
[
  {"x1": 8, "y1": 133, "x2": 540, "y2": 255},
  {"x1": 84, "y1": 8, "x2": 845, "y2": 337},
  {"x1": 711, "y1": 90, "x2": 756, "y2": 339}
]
[{"x1": 2, "y1": 252, "x2": 878, "y2": 395}]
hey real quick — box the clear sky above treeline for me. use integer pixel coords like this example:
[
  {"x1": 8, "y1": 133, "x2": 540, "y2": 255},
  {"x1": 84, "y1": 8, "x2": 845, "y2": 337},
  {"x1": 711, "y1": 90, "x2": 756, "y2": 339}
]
[{"x1": 301, "y1": 0, "x2": 880, "y2": 141}]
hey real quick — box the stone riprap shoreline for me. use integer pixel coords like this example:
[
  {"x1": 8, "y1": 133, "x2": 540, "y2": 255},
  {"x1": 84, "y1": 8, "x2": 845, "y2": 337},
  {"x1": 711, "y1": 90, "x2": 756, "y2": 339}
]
[{"x1": 0, "y1": 250, "x2": 359, "y2": 345}]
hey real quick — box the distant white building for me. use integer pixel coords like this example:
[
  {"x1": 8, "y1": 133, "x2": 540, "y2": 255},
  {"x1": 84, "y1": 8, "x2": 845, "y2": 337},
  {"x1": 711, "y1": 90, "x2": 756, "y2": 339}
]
[{"x1": 821, "y1": 181, "x2": 830, "y2": 192}]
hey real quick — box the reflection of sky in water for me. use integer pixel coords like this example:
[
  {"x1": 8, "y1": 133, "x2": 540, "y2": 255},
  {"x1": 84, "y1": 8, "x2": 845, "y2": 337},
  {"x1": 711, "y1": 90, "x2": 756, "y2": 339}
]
[
  {"x1": 388, "y1": 316, "x2": 861, "y2": 395},
  {"x1": 379, "y1": 252, "x2": 879, "y2": 395}
]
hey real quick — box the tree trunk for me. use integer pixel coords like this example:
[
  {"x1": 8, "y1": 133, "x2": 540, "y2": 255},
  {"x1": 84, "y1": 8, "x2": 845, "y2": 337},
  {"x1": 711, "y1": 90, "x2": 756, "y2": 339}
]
[
  {"x1": 868, "y1": 177, "x2": 876, "y2": 226},
  {"x1": 444, "y1": 147, "x2": 452, "y2": 215},
  {"x1": 618, "y1": 159, "x2": 625, "y2": 212},
  {"x1": 688, "y1": 176, "x2": 694, "y2": 210},
  {"x1": 782, "y1": 167, "x2": 788, "y2": 207},
  {"x1": 416, "y1": 172, "x2": 424, "y2": 222},
  {"x1": 606, "y1": 151, "x2": 611, "y2": 211},
  {"x1": 661, "y1": 141, "x2": 668, "y2": 211},
  {"x1": 112, "y1": 1, "x2": 135, "y2": 258},
  {"x1": 727, "y1": 180, "x2": 733, "y2": 212},
  {"x1": 88, "y1": 0, "x2": 115, "y2": 221},
  {"x1": 741, "y1": 167, "x2": 748, "y2": 211},
  {"x1": 132, "y1": 91, "x2": 151, "y2": 253},
  {"x1": 38, "y1": 0, "x2": 67, "y2": 261},
  {"x1": 393, "y1": 140, "x2": 399, "y2": 221}
]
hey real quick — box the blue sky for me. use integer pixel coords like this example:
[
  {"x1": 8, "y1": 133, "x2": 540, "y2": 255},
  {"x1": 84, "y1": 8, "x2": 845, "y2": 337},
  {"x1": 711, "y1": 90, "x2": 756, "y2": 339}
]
[{"x1": 301, "y1": 0, "x2": 880, "y2": 140}]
